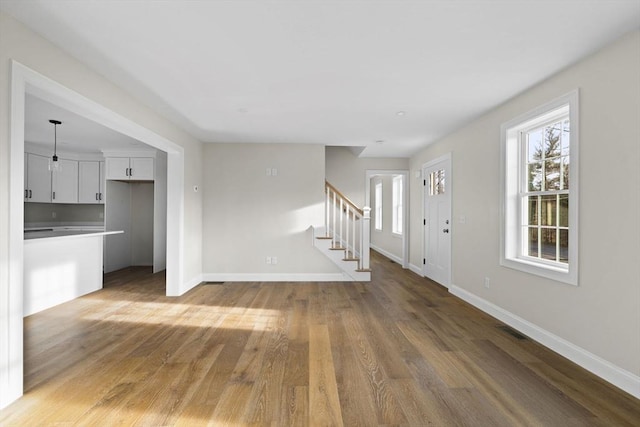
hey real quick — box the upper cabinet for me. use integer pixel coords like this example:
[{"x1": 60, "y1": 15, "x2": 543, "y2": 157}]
[
  {"x1": 52, "y1": 159, "x2": 79, "y2": 204},
  {"x1": 105, "y1": 157, "x2": 154, "y2": 181},
  {"x1": 24, "y1": 153, "x2": 52, "y2": 203},
  {"x1": 78, "y1": 161, "x2": 105, "y2": 204}
]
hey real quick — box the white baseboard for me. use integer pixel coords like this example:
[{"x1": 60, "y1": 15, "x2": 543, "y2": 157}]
[
  {"x1": 450, "y1": 284, "x2": 640, "y2": 399},
  {"x1": 180, "y1": 274, "x2": 203, "y2": 295},
  {"x1": 202, "y1": 272, "x2": 351, "y2": 282},
  {"x1": 370, "y1": 245, "x2": 403, "y2": 265},
  {"x1": 409, "y1": 263, "x2": 423, "y2": 276}
]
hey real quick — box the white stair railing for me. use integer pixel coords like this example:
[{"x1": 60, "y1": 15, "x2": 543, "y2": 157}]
[{"x1": 325, "y1": 181, "x2": 371, "y2": 271}]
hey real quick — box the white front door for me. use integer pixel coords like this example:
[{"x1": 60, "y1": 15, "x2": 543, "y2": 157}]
[{"x1": 423, "y1": 155, "x2": 452, "y2": 287}]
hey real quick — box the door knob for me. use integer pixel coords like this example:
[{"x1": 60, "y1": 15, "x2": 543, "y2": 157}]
[{"x1": 443, "y1": 228, "x2": 449, "y2": 233}]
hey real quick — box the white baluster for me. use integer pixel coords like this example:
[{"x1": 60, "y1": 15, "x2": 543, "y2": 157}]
[
  {"x1": 325, "y1": 187, "x2": 330, "y2": 237},
  {"x1": 332, "y1": 190, "x2": 337, "y2": 248},
  {"x1": 360, "y1": 207, "x2": 371, "y2": 270},
  {"x1": 339, "y1": 198, "x2": 343, "y2": 249},
  {"x1": 352, "y1": 210, "x2": 357, "y2": 260},
  {"x1": 345, "y1": 207, "x2": 350, "y2": 258}
]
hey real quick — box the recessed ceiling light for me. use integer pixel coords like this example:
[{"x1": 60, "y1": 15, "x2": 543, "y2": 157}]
[
  {"x1": 375, "y1": 140, "x2": 385, "y2": 144},
  {"x1": 396, "y1": 111, "x2": 406, "y2": 116}
]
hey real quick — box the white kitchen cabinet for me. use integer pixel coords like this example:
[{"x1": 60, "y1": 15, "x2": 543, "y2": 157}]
[
  {"x1": 105, "y1": 157, "x2": 154, "y2": 181},
  {"x1": 79, "y1": 161, "x2": 105, "y2": 204},
  {"x1": 52, "y1": 159, "x2": 79, "y2": 203},
  {"x1": 24, "y1": 153, "x2": 52, "y2": 203}
]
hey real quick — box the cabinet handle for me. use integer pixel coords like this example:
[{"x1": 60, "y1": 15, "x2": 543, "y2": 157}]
[
  {"x1": 25, "y1": 189, "x2": 28, "y2": 199},
  {"x1": 125, "y1": 168, "x2": 129, "y2": 176},
  {"x1": 96, "y1": 193, "x2": 99, "y2": 200},
  {"x1": 129, "y1": 167, "x2": 133, "y2": 177},
  {"x1": 99, "y1": 193, "x2": 103, "y2": 201},
  {"x1": 29, "y1": 190, "x2": 32, "y2": 199},
  {"x1": 52, "y1": 191, "x2": 55, "y2": 200}
]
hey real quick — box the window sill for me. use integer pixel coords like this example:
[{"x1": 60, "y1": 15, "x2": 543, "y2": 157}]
[{"x1": 501, "y1": 256, "x2": 577, "y2": 286}]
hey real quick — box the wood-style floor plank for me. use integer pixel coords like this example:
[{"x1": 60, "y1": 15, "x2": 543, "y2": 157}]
[{"x1": 1, "y1": 252, "x2": 639, "y2": 426}]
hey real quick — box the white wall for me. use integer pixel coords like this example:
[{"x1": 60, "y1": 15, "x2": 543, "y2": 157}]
[
  {"x1": 130, "y1": 182, "x2": 154, "y2": 267},
  {"x1": 0, "y1": 12, "x2": 203, "y2": 408},
  {"x1": 409, "y1": 30, "x2": 640, "y2": 388},
  {"x1": 325, "y1": 146, "x2": 409, "y2": 207},
  {"x1": 154, "y1": 150, "x2": 167, "y2": 273},
  {"x1": 202, "y1": 143, "x2": 340, "y2": 279},
  {"x1": 370, "y1": 175, "x2": 402, "y2": 262},
  {"x1": 104, "y1": 181, "x2": 131, "y2": 273}
]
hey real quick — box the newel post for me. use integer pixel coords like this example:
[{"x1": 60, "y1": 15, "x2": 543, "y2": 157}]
[{"x1": 361, "y1": 207, "x2": 371, "y2": 270}]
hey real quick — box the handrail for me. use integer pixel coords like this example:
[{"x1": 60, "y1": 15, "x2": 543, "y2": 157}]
[{"x1": 325, "y1": 180, "x2": 363, "y2": 216}]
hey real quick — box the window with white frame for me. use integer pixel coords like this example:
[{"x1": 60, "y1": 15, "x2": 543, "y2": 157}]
[
  {"x1": 374, "y1": 181, "x2": 382, "y2": 231},
  {"x1": 392, "y1": 175, "x2": 403, "y2": 235},
  {"x1": 501, "y1": 91, "x2": 579, "y2": 285}
]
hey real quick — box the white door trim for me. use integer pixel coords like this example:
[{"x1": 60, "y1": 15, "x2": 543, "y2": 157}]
[
  {"x1": 364, "y1": 169, "x2": 409, "y2": 269},
  {"x1": 4, "y1": 60, "x2": 185, "y2": 408},
  {"x1": 421, "y1": 153, "x2": 452, "y2": 287}
]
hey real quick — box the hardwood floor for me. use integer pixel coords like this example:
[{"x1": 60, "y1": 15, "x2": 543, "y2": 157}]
[{"x1": 2, "y1": 251, "x2": 639, "y2": 426}]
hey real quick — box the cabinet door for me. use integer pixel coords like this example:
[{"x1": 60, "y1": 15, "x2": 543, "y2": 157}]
[
  {"x1": 105, "y1": 157, "x2": 130, "y2": 180},
  {"x1": 99, "y1": 161, "x2": 105, "y2": 204},
  {"x1": 130, "y1": 157, "x2": 154, "y2": 180},
  {"x1": 26, "y1": 153, "x2": 52, "y2": 203},
  {"x1": 52, "y1": 159, "x2": 78, "y2": 203},
  {"x1": 79, "y1": 161, "x2": 101, "y2": 203}
]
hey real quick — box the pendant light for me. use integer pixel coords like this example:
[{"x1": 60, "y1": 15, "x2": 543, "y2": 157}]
[{"x1": 48, "y1": 119, "x2": 62, "y2": 172}]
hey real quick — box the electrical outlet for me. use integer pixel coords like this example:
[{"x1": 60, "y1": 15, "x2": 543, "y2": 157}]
[
  {"x1": 271, "y1": 168, "x2": 278, "y2": 176},
  {"x1": 484, "y1": 277, "x2": 490, "y2": 289},
  {"x1": 272, "y1": 257, "x2": 278, "y2": 265},
  {"x1": 266, "y1": 257, "x2": 272, "y2": 264}
]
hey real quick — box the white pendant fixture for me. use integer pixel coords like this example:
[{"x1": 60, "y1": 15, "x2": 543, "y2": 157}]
[{"x1": 48, "y1": 119, "x2": 62, "y2": 173}]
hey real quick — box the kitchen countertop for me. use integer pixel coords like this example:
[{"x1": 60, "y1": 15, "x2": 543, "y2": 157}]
[{"x1": 24, "y1": 226, "x2": 124, "y2": 241}]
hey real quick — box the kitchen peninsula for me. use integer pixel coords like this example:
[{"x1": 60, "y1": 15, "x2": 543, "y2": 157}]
[{"x1": 24, "y1": 227, "x2": 123, "y2": 316}]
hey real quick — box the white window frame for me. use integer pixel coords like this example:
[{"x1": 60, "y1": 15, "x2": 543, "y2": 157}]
[
  {"x1": 392, "y1": 175, "x2": 403, "y2": 236},
  {"x1": 500, "y1": 90, "x2": 579, "y2": 285},
  {"x1": 374, "y1": 181, "x2": 383, "y2": 231}
]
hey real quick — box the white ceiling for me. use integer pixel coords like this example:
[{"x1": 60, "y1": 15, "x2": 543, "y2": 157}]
[
  {"x1": 3, "y1": 0, "x2": 639, "y2": 157},
  {"x1": 25, "y1": 94, "x2": 150, "y2": 154}
]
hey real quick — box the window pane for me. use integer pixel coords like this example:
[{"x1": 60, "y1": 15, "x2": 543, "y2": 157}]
[
  {"x1": 544, "y1": 122, "x2": 562, "y2": 159},
  {"x1": 437, "y1": 170, "x2": 445, "y2": 194},
  {"x1": 527, "y1": 196, "x2": 539, "y2": 225},
  {"x1": 527, "y1": 129, "x2": 543, "y2": 163},
  {"x1": 528, "y1": 162, "x2": 543, "y2": 191},
  {"x1": 528, "y1": 227, "x2": 539, "y2": 257},
  {"x1": 430, "y1": 170, "x2": 445, "y2": 195},
  {"x1": 559, "y1": 194, "x2": 569, "y2": 227},
  {"x1": 545, "y1": 158, "x2": 561, "y2": 190},
  {"x1": 559, "y1": 229, "x2": 569, "y2": 263},
  {"x1": 541, "y1": 228, "x2": 557, "y2": 261},
  {"x1": 561, "y1": 119, "x2": 570, "y2": 156},
  {"x1": 541, "y1": 195, "x2": 557, "y2": 226},
  {"x1": 561, "y1": 156, "x2": 570, "y2": 190}
]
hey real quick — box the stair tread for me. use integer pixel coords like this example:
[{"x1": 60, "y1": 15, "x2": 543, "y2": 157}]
[
  {"x1": 316, "y1": 236, "x2": 333, "y2": 240},
  {"x1": 355, "y1": 268, "x2": 372, "y2": 273},
  {"x1": 343, "y1": 258, "x2": 359, "y2": 262},
  {"x1": 329, "y1": 246, "x2": 346, "y2": 251}
]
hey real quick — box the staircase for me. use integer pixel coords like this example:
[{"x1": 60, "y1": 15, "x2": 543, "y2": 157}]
[{"x1": 312, "y1": 181, "x2": 371, "y2": 282}]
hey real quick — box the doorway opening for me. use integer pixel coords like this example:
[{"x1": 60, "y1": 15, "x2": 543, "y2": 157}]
[
  {"x1": 6, "y1": 60, "x2": 184, "y2": 407},
  {"x1": 364, "y1": 170, "x2": 409, "y2": 269}
]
